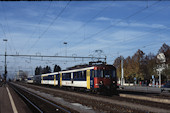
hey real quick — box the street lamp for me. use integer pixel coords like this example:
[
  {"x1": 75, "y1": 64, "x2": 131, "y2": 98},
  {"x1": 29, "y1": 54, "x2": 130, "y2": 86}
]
[
  {"x1": 63, "y1": 42, "x2": 67, "y2": 56},
  {"x1": 3, "y1": 39, "x2": 7, "y2": 81},
  {"x1": 63, "y1": 42, "x2": 68, "y2": 64},
  {"x1": 3, "y1": 39, "x2": 7, "y2": 52}
]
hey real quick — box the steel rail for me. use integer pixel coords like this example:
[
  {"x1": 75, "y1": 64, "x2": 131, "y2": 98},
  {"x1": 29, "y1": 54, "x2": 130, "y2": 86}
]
[
  {"x1": 10, "y1": 84, "x2": 43, "y2": 113},
  {"x1": 11, "y1": 83, "x2": 71, "y2": 113}
]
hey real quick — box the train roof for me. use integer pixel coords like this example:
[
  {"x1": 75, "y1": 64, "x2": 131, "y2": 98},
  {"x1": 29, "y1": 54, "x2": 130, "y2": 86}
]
[
  {"x1": 27, "y1": 76, "x2": 34, "y2": 78},
  {"x1": 64, "y1": 61, "x2": 108, "y2": 70},
  {"x1": 41, "y1": 72, "x2": 59, "y2": 76},
  {"x1": 67, "y1": 64, "x2": 114, "y2": 69},
  {"x1": 60, "y1": 64, "x2": 115, "y2": 73},
  {"x1": 60, "y1": 66, "x2": 94, "y2": 73},
  {"x1": 38, "y1": 63, "x2": 115, "y2": 76}
]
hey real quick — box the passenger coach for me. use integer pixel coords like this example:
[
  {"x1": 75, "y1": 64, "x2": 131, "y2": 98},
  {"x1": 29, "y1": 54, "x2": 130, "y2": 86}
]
[
  {"x1": 27, "y1": 76, "x2": 34, "y2": 84},
  {"x1": 41, "y1": 72, "x2": 59, "y2": 86}
]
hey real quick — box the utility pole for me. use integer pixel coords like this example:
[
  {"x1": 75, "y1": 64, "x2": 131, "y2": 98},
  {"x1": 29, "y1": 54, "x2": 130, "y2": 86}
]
[
  {"x1": 3, "y1": 39, "x2": 7, "y2": 82},
  {"x1": 121, "y1": 56, "x2": 124, "y2": 86}
]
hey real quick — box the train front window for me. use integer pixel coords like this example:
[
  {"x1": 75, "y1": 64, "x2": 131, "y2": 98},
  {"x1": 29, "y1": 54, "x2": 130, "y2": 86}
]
[
  {"x1": 112, "y1": 70, "x2": 116, "y2": 78},
  {"x1": 105, "y1": 70, "x2": 116, "y2": 78},
  {"x1": 95, "y1": 69, "x2": 115, "y2": 78},
  {"x1": 95, "y1": 70, "x2": 104, "y2": 77},
  {"x1": 104, "y1": 70, "x2": 112, "y2": 78}
]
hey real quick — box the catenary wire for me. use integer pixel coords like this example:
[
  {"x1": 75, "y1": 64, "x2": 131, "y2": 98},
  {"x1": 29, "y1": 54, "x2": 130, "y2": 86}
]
[
  {"x1": 20, "y1": 1, "x2": 53, "y2": 53},
  {"x1": 27, "y1": 1, "x2": 71, "y2": 54},
  {"x1": 95, "y1": 2, "x2": 170, "y2": 50},
  {"x1": 0, "y1": 2, "x2": 16, "y2": 53},
  {"x1": 53, "y1": 1, "x2": 116, "y2": 49},
  {"x1": 69, "y1": 1, "x2": 160, "y2": 49}
]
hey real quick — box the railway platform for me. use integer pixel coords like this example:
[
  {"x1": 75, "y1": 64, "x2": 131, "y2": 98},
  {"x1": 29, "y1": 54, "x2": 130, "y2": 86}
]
[
  {"x1": 119, "y1": 85, "x2": 170, "y2": 98},
  {"x1": 0, "y1": 84, "x2": 32, "y2": 113},
  {"x1": 120, "y1": 85, "x2": 162, "y2": 93}
]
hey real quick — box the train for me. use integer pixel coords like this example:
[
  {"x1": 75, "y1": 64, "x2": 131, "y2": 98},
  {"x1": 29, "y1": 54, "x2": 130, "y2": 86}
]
[{"x1": 27, "y1": 64, "x2": 118, "y2": 94}]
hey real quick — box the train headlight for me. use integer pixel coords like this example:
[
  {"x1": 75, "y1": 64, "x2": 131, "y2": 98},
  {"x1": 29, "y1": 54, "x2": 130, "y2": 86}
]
[{"x1": 113, "y1": 81, "x2": 115, "y2": 83}]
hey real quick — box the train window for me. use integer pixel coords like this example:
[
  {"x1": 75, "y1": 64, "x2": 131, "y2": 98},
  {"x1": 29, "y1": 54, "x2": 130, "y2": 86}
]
[
  {"x1": 75, "y1": 72, "x2": 78, "y2": 79},
  {"x1": 64, "y1": 74, "x2": 66, "y2": 79},
  {"x1": 101, "y1": 70, "x2": 104, "y2": 77},
  {"x1": 80, "y1": 71, "x2": 83, "y2": 79},
  {"x1": 112, "y1": 70, "x2": 116, "y2": 77},
  {"x1": 67, "y1": 73, "x2": 71, "y2": 79},
  {"x1": 103, "y1": 70, "x2": 115, "y2": 78},
  {"x1": 28, "y1": 77, "x2": 33, "y2": 80},
  {"x1": 94, "y1": 70, "x2": 97, "y2": 77},
  {"x1": 63, "y1": 73, "x2": 71, "y2": 79},
  {"x1": 56, "y1": 74, "x2": 59, "y2": 79},
  {"x1": 62, "y1": 74, "x2": 65, "y2": 79},
  {"x1": 49, "y1": 75, "x2": 54, "y2": 80},
  {"x1": 44, "y1": 76, "x2": 48, "y2": 80},
  {"x1": 80, "y1": 71, "x2": 85, "y2": 79},
  {"x1": 94, "y1": 69, "x2": 114, "y2": 78},
  {"x1": 79, "y1": 71, "x2": 82, "y2": 79},
  {"x1": 49, "y1": 75, "x2": 51, "y2": 80},
  {"x1": 73, "y1": 73, "x2": 77, "y2": 78},
  {"x1": 69, "y1": 73, "x2": 71, "y2": 79},
  {"x1": 76, "y1": 72, "x2": 78, "y2": 79},
  {"x1": 105, "y1": 75, "x2": 110, "y2": 77},
  {"x1": 73, "y1": 72, "x2": 78, "y2": 79},
  {"x1": 74, "y1": 71, "x2": 86, "y2": 79},
  {"x1": 95, "y1": 70, "x2": 102, "y2": 77},
  {"x1": 83, "y1": 71, "x2": 86, "y2": 78}
]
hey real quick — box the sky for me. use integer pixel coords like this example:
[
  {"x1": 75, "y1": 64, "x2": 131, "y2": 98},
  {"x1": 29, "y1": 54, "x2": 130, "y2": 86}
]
[{"x1": 0, "y1": 1, "x2": 170, "y2": 78}]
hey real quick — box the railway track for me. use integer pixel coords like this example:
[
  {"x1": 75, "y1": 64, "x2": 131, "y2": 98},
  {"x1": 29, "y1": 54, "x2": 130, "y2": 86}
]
[
  {"x1": 12, "y1": 82, "x2": 170, "y2": 113},
  {"x1": 9, "y1": 83, "x2": 73, "y2": 113}
]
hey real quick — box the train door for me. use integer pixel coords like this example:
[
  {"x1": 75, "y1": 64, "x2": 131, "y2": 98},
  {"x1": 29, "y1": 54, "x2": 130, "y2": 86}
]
[
  {"x1": 90, "y1": 70, "x2": 94, "y2": 88},
  {"x1": 54, "y1": 75, "x2": 56, "y2": 86},
  {"x1": 71, "y1": 73, "x2": 73, "y2": 84},
  {"x1": 87, "y1": 70, "x2": 90, "y2": 89},
  {"x1": 59, "y1": 73, "x2": 62, "y2": 87},
  {"x1": 56, "y1": 74, "x2": 59, "y2": 86}
]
